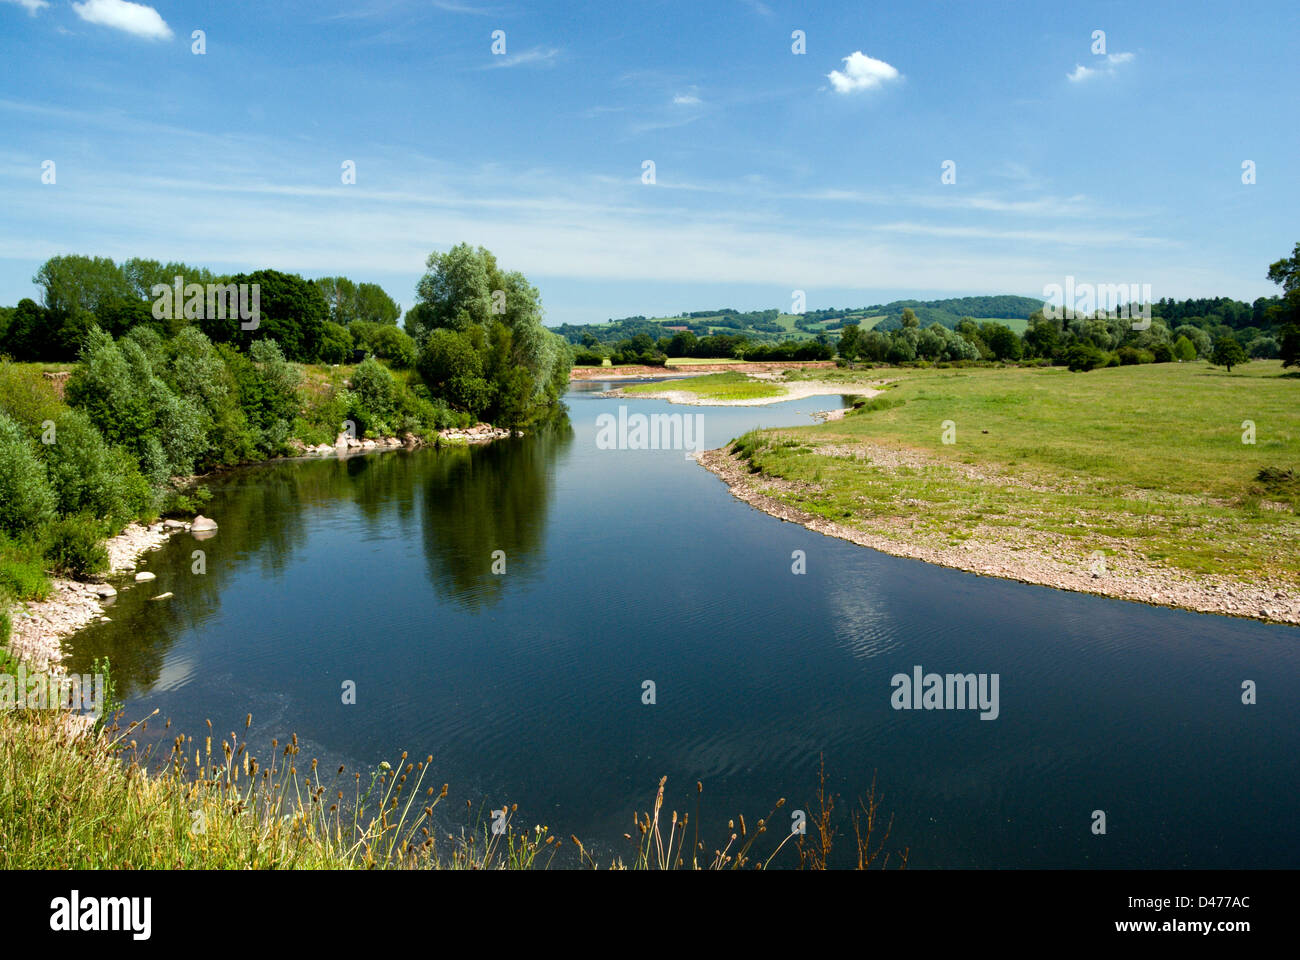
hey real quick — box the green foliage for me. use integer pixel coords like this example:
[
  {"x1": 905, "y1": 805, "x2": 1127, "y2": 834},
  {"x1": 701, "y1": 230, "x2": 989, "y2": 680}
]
[
  {"x1": 1280, "y1": 325, "x2": 1300, "y2": 368},
  {"x1": 1211, "y1": 336, "x2": 1247, "y2": 372},
  {"x1": 0, "y1": 413, "x2": 57, "y2": 537},
  {"x1": 1172, "y1": 335, "x2": 1197, "y2": 362},
  {"x1": 980, "y1": 322, "x2": 1023, "y2": 361},
  {"x1": 0, "y1": 536, "x2": 51, "y2": 602},
  {"x1": 315, "y1": 277, "x2": 401, "y2": 327},
  {"x1": 348, "y1": 357, "x2": 400, "y2": 436},
  {"x1": 351, "y1": 322, "x2": 417, "y2": 368},
  {"x1": 41, "y1": 516, "x2": 109, "y2": 581},
  {"x1": 205, "y1": 269, "x2": 326, "y2": 362},
  {"x1": 1065, "y1": 343, "x2": 1111, "y2": 372},
  {"x1": 41, "y1": 408, "x2": 149, "y2": 524},
  {"x1": 318, "y1": 321, "x2": 354, "y2": 365},
  {"x1": 222, "y1": 340, "x2": 301, "y2": 455},
  {"x1": 417, "y1": 327, "x2": 492, "y2": 417},
  {"x1": 411, "y1": 246, "x2": 569, "y2": 426},
  {"x1": 0, "y1": 299, "x2": 57, "y2": 361}
]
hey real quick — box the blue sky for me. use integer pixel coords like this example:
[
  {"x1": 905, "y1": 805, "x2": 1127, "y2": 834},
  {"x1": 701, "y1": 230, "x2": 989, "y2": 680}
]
[{"x1": 1, "y1": 0, "x2": 1296, "y2": 325}]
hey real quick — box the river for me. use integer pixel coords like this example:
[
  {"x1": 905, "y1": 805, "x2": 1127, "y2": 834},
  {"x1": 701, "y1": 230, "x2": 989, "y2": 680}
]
[{"x1": 65, "y1": 381, "x2": 1300, "y2": 868}]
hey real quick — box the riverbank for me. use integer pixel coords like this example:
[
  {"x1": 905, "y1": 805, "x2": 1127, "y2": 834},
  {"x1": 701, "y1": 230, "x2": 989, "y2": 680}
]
[
  {"x1": 7, "y1": 521, "x2": 188, "y2": 670},
  {"x1": 5, "y1": 422, "x2": 517, "y2": 673},
  {"x1": 608, "y1": 369, "x2": 888, "y2": 407},
  {"x1": 695, "y1": 362, "x2": 1300, "y2": 625},
  {"x1": 700, "y1": 446, "x2": 1300, "y2": 623},
  {"x1": 569, "y1": 360, "x2": 837, "y2": 381}
]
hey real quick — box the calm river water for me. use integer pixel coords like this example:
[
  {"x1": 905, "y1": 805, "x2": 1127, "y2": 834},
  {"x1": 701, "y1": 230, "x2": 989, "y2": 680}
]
[{"x1": 66, "y1": 381, "x2": 1300, "y2": 867}]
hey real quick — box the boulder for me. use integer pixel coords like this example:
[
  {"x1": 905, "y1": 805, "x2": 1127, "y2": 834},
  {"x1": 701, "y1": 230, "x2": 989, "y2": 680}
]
[
  {"x1": 150, "y1": 592, "x2": 174, "y2": 601},
  {"x1": 94, "y1": 583, "x2": 117, "y2": 599},
  {"x1": 134, "y1": 571, "x2": 156, "y2": 582},
  {"x1": 191, "y1": 515, "x2": 218, "y2": 532}
]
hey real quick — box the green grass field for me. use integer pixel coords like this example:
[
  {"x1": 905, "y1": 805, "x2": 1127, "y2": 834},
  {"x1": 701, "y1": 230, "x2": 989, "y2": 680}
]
[
  {"x1": 726, "y1": 361, "x2": 1300, "y2": 583},
  {"x1": 623, "y1": 371, "x2": 784, "y2": 401}
]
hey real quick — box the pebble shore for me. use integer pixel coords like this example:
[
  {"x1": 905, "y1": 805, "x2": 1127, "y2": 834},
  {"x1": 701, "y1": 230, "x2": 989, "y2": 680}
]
[{"x1": 699, "y1": 447, "x2": 1300, "y2": 626}]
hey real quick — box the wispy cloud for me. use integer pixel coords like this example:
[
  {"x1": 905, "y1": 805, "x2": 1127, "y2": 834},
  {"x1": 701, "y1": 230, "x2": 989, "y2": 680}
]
[
  {"x1": 486, "y1": 45, "x2": 561, "y2": 69},
  {"x1": 71, "y1": 0, "x2": 172, "y2": 40},
  {"x1": 672, "y1": 88, "x2": 702, "y2": 106},
  {"x1": 1068, "y1": 52, "x2": 1136, "y2": 83},
  {"x1": 1, "y1": 0, "x2": 50, "y2": 15},
  {"x1": 431, "y1": 0, "x2": 496, "y2": 13},
  {"x1": 827, "y1": 51, "x2": 901, "y2": 94}
]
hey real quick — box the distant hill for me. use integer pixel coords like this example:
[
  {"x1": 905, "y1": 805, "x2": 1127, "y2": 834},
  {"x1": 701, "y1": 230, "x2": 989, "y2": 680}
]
[
  {"x1": 859, "y1": 295, "x2": 1045, "y2": 332},
  {"x1": 554, "y1": 295, "x2": 1045, "y2": 345}
]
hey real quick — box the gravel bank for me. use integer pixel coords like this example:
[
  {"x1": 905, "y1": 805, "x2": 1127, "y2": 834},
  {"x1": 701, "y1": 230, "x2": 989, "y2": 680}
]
[
  {"x1": 699, "y1": 446, "x2": 1300, "y2": 625},
  {"x1": 7, "y1": 522, "x2": 187, "y2": 671}
]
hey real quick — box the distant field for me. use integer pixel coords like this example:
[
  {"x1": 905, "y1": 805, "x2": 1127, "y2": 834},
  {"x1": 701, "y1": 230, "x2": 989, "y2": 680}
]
[
  {"x1": 991, "y1": 316, "x2": 1029, "y2": 334},
  {"x1": 623, "y1": 371, "x2": 783, "y2": 401},
  {"x1": 724, "y1": 361, "x2": 1300, "y2": 584}
]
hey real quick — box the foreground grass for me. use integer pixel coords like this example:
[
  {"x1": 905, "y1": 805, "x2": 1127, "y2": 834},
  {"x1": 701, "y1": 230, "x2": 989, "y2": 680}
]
[
  {"x1": 0, "y1": 707, "x2": 905, "y2": 870},
  {"x1": 623, "y1": 371, "x2": 785, "y2": 401},
  {"x1": 727, "y1": 361, "x2": 1299, "y2": 583}
]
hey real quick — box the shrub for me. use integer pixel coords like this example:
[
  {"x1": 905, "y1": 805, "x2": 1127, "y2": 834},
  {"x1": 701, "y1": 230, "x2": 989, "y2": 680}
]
[
  {"x1": 41, "y1": 409, "x2": 149, "y2": 525},
  {"x1": 418, "y1": 329, "x2": 491, "y2": 417},
  {"x1": 885, "y1": 338, "x2": 916, "y2": 364},
  {"x1": 318, "y1": 322, "x2": 354, "y2": 365},
  {"x1": 0, "y1": 413, "x2": 57, "y2": 537},
  {"x1": 1117, "y1": 346, "x2": 1154, "y2": 365},
  {"x1": 0, "y1": 538, "x2": 51, "y2": 602},
  {"x1": 294, "y1": 381, "x2": 351, "y2": 446},
  {"x1": 166, "y1": 327, "x2": 253, "y2": 468},
  {"x1": 352, "y1": 323, "x2": 417, "y2": 369},
  {"x1": 1065, "y1": 343, "x2": 1109, "y2": 372},
  {"x1": 348, "y1": 357, "x2": 399, "y2": 436},
  {"x1": 0, "y1": 362, "x2": 63, "y2": 429},
  {"x1": 42, "y1": 516, "x2": 110, "y2": 580}
]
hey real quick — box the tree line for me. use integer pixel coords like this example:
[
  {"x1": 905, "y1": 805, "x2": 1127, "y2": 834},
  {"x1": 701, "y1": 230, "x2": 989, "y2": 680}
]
[{"x1": 0, "y1": 245, "x2": 570, "y2": 637}]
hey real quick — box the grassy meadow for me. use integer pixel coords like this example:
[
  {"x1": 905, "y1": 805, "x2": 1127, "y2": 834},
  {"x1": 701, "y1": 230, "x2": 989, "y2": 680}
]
[
  {"x1": 725, "y1": 361, "x2": 1299, "y2": 583},
  {"x1": 623, "y1": 371, "x2": 786, "y2": 401}
]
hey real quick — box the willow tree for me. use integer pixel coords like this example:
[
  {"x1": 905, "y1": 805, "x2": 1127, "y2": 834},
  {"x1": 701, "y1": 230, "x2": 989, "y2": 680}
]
[{"x1": 412, "y1": 244, "x2": 569, "y2": 427}]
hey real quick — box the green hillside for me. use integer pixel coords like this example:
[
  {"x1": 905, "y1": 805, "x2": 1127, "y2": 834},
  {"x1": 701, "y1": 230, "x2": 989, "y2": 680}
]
[{"x1": 554, "y1": 295, "x2": 1043, "y2": 346}]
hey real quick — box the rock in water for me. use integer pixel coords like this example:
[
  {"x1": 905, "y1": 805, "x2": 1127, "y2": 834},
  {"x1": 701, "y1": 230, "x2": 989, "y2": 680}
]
[
  {"x1": 134, "y1": 571, "x2": 156, "y2": 582},
  {"x1": 191, "y1": 515, "x2": 218, "y2": 532}
]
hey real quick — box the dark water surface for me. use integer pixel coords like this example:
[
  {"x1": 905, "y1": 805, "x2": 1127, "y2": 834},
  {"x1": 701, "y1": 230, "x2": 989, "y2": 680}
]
[{"x1": 67, "y1": 382, "x2": 1300, "y2": 867}]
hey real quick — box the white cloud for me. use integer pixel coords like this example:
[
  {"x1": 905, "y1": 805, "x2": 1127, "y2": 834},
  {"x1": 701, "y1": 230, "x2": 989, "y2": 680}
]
[
  {"x1": 827, "y1": 51, "x2": 901, "y2": 94},
  {"x1": 2, "y1": 0, "x2": 50, "y2": 14},
  {"x1": 1068, "y1": 52, "x2": 1135, "y2": 83},
  {"x1": 487, "y1": 45, "x2": 560, "y2": 69},
  {"x1": 71, "y1": 0, "x2": 173, "y2": 40},
  {"x1": 673, "y1": 90, "x2": 701, "y2": 106}
]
